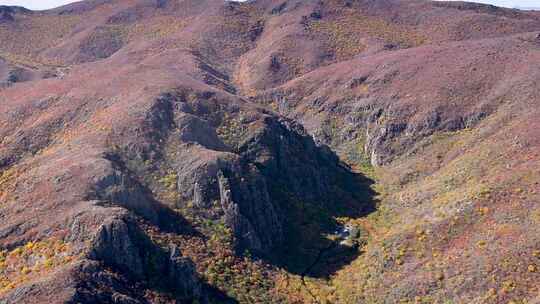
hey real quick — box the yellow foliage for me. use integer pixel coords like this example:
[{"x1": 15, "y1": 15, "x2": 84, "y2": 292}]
[
  {"x1": 20, "y1": 267, "x2": 31, "y2": 275},
  {"x1": 0, "y1": 239, "x2": 75, "y2": 296},
  {"x1": 502, "y1": 280, "x2": 516, "y2": 293},
  {"x1": 24, "y1": 242, "x2": 35, "y2": 251}
]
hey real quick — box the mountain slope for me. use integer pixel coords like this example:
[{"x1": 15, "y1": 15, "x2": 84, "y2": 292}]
[{"x1": 0, "y1": 0, "x2": 539, "y2": 303}]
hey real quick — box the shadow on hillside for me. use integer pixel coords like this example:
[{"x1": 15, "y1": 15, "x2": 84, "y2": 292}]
[
  {"x1": 98, "y1": 152, "x2": 202, "y2": 237},
  {"x1": 267, "y1": 145, "x2": 378, "y2": 279},
  {"x1": 204, "y1": 284, "x2": 240, "y2": 304}
]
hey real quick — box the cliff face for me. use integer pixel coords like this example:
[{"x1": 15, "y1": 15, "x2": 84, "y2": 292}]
[{"x1": 0, "y1": 0, "x2": 539, "y2": 303}]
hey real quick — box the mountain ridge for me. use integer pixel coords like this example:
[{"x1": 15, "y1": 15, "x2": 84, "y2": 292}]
[{"x1": 0, "y1": 0, "x2": 539, "y2": 303}]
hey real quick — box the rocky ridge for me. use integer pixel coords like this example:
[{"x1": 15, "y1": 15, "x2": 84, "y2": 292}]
[{"x1": 0, "y1": 0, "x2": 539, "y2": 303}]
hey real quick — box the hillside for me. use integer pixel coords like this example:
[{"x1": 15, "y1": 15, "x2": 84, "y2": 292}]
[{"x1": 0, "y1": 0, "x2": 539, "y2": 303}]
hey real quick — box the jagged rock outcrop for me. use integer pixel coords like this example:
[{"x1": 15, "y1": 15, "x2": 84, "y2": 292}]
[
  {"x1": 95, "y1": 89, "x2": 360, "y2": 256},
  {"x1": 88, "y1": 217, "x2": 146, "y2": 279},
  {"x1": 88, "y1": 216, "x2": 201, "y2": 300},
  {"x1": 1, "y1": 0, "x2": 539, "y2": 303}
]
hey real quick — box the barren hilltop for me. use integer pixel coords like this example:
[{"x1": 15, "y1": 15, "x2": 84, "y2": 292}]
[{"x1": 0, "y1": 0, "x2": 539, "y2": 303}]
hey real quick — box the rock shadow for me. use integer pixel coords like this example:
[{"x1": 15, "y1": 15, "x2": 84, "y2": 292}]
[
  {"x1": 265, "y1": 143, "x2": 378, "y2": 279},
  {"x1": 92, "y1": 152, "x2": 201, "y2": 237}
]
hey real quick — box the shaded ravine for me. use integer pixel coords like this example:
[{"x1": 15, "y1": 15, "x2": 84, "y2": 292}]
[
  {"x1": 224, "y1": 88, "x2": 363, "y2": 302},
  {"x1": 298, "y1": 222, "x2": 365, "y2": 303},
  {"x1": 300, "y1": 242, "x2": 338, "y2": 303},
  {"x1": 198, "y1": 68, "x2": 377, "y2": 302}
]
